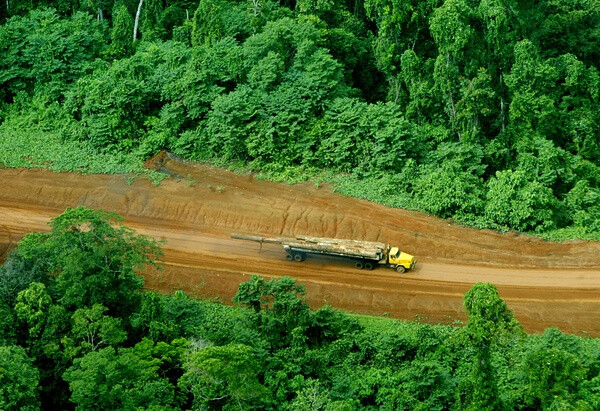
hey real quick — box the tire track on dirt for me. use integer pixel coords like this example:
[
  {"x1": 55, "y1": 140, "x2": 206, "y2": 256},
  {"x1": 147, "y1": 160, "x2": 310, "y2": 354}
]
[{"x1": 1, "y1": 157, "x2": 599, "y2": 336}]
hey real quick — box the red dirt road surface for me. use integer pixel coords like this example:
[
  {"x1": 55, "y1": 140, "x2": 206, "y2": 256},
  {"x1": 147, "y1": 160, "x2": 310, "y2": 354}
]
[{"x1": 1, "y1": 153, "x2": 599, "y2": 336}]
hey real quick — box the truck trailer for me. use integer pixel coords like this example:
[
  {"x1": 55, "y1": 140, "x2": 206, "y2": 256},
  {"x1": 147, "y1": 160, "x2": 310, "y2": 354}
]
[{"x1": 231, "y1": 233, "x2": 416, "y2": 273}]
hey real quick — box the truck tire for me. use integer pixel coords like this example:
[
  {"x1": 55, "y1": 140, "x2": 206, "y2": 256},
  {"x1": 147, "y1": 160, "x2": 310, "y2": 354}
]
[
  {"x1": 364, "y1": 262, "x2": 374, "y2": 270},
  {"x1": 293, "y1": 253, "x2": 304, "y2": 262},
  {"x1": 355, "y1": 261, "x2": 364, "y2": 269},
  {"x1": 286, "y1": 254, "x2": 294, "y2": 261},
  {"x1": 396, "y1": 265, "x2": 406, "y2": 274}
]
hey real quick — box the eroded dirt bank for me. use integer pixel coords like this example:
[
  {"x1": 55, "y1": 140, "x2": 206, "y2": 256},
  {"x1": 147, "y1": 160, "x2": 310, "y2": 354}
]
[{"x1": 1, "y1": 153, "x2": 599, "y2": 336}]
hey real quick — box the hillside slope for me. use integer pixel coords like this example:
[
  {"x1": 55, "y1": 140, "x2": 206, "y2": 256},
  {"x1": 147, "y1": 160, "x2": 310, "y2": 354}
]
[{"x1": 1, "y1": 153, "x2": 598, "y2": 336}]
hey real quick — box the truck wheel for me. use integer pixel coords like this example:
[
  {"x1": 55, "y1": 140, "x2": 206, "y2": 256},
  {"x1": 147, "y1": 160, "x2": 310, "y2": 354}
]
[
  {"x1": 396, "y1": 265, "x2": 406, "y2": 274},
  {"x1": 286, "y1": 254, "x2": 293, "y2": 261},
  {"x1": 364, "y1": 262, "x2": 374, "y2": 270},
  {"x1": 355, "y1": 261, "x2": 364, "y2": 269},
  {"x1": 293, "y1": 253, "x2": 304, "y2": 262}
]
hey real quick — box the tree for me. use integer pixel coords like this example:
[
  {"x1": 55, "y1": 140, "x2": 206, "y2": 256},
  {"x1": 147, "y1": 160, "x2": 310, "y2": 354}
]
[
  {"x1": 565, "y1": 179, "x2": 600, "y2": 233},
  {"x1": 234, "y1": 275, "x2": 312, "y2": 349},
  {"x1": 0, "y1": 9, "x2": 107, "y2": 103},
  {"x1": 9, "y1": 280, "x2": 71, "y2": 409},
  {"x1": 0, "y1": 345, "x2": 40, "y2": 411},
  {"x1": 315, "y1": 97, "x2": 369, "y2": 171},
  {"x1": 484, "y1": 168, "x2": 558, "y2": 232},
  {"x1": 199, "y1": 16, "x2": 348, "y2": 167},
  {"x1": 521, "y1": 346, "x2": 587, "y2": 408},
  {"x1": 0, "y1": 302, "x2": 16, "y2": 345},
  {"x1": 528, "y1": 0, "x2": 600, "y2": 66},
  {"x1": 458, "y1": 282, "x2": 522, "y2": 410},
  {"x1": 306, "y1": 305, "x2": 362, "y2": 347},
  {"x1": 133, "y1": 0, "x2": 144, "y2": 42},
  {"x1": 64, "y1": 47, "x2": 161, "y2": 151},
  {"x1": 191, "y1": 0, "x2": 225, "y2": 46},
  {"x1": 364, "y1": 0, "x2": 439, "y2": 103},
  {"x1": 503, "y1": 37, "x2": 600, "y2": 165},
  {"x1": 179, "y1": 343, "x2": 268, "y2": 409},
  {"x1": 140, "y1": 0, "x2": 164, "y2": 41},
  {"x1": 14, "y1": 282, "x2": 53, "y2": 340},
  {"x1": 63, "y1": 340, "x2": 178, "y2": 410},
  {"x1": 200, "y1": 84, "x2": 258, "y2": 161},
  {"x1": 454, "y1": 68, "x2": 497, "y2": 143},
  {"x1": 430, "y1": 0, "x2": 479, "y2": 139},
  {"x1": 108, "y1": 4, "x2": 134, "y2": 58},
  {"x1": 130, "y1": 291, "x2": 177, "y2": 342},
  {"x1": 289, "y1": 378, "x2": 333, "y2": 410},
  {"x1": 399, "y1": 49, "x2": 439, "y2": 124},
  {"x1": 315, "y1": 98, "x2": 422, "y2": 173},
  {"x1": 411, "y1": 142, "x2": 486, "y2": 219},
  {"x1": 77, "y1": 0, "x2": 114, "y2": 21},
  {"x1": 0, "y1": 246, "x2": 51, "y2": 308},
  {"x1": 12, "y1": 206, "x2": 162, "y2": 319},
  {"x1": 399, "y1": 360, "x2": 456, "y2": 409},
  {"x1": 68, "y1": 303, "x2": 127, "y2": 355}
]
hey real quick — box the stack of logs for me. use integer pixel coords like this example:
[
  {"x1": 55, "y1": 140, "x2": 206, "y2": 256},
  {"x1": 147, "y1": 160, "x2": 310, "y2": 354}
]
[{"x1": 231, "y1": 233, "x2": 386, "y2": 260}]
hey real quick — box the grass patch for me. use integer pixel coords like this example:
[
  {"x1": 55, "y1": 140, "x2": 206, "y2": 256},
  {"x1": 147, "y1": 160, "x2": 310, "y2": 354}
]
[
  {"x1": 349, "y1": 312, "x2": 460, "y2": 339},
  {"x1": 349, "y1": 313, "x2": 402, "y2": 333},
  {"x1": 537, "y1": 226, "x2": 600, "y2": 242},
  {"x1": 0, "y1": 123, "x2": 165, "y2": 184}
]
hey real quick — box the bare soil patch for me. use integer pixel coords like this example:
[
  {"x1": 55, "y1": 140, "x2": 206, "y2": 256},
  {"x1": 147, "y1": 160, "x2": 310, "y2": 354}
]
[{"x1": 1, "y1": 152, "x2": 599, "y2": 336}]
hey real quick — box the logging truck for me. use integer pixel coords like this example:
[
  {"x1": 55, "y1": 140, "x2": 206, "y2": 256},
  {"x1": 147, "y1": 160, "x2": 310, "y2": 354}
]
[{"x1": 231, "y1": 233, "x2": 416, "y2": 273}]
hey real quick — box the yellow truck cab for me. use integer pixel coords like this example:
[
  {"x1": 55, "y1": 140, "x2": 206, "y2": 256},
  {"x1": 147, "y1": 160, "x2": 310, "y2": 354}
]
[{"x1": 387, "y1": 246, "x2": 416, "y2": 273}]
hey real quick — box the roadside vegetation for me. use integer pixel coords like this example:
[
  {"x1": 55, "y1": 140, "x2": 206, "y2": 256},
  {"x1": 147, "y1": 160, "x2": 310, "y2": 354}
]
[
  {"x1": 1, "y1": 1, "x2": 599, "y2": 240},
  {"x1": 1, "y1": 207, "x2": 599, "y2": 410}
]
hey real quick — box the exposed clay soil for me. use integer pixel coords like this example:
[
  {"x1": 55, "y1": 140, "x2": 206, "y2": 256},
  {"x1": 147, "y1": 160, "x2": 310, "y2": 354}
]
[{"x1": 1, "y1": 152, "x2": 599, "y2": 336}]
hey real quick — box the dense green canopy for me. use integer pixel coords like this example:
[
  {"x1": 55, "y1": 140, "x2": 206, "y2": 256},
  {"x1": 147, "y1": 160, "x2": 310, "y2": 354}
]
[{"x1": 1, "y1": 3, "x2": 599, "y2": 407}]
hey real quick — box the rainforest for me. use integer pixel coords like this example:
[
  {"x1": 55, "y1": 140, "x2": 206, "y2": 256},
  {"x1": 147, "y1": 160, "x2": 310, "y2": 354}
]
[{"x1": 1, "y1": 0, "x2": 600, "y2": 409}]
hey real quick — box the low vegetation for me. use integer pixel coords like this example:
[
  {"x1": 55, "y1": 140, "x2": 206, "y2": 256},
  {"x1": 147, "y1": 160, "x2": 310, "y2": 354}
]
[{"x1": 1, "y1": 207, "x2": 599, "y2": 410}]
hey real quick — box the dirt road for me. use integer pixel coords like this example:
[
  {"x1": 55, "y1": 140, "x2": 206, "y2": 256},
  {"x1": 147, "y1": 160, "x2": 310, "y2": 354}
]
[{"x1": 1, "y1": 153, "x2": 599, "y2": 336}]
